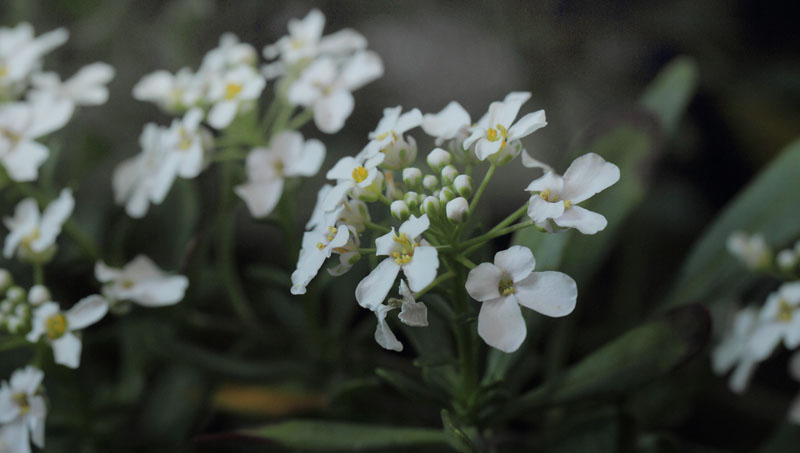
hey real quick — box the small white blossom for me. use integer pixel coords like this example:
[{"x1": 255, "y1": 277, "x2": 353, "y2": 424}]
[
  {"x1": 3, "y1": 188, "x2": 74, "y2": 261},
  {"x1": 199, "y1": 33, "x2": 257, "y2": 74},
  {"x1": 291, "y1": 207, "x2": 350, "y2": 295},
  {"x1": 0, "y1": 366, "x2": 46, "y2": 452},
  {"x1": 466, "y1": 245, "x2": 577, "y2": 353},
  {"x1": 712, "y1": 306, "x2": 761, "y2": 393},
  {"x1": 164, "y1": 108, "x2": 213, "y2": 178},
  {"x1": 726, "y1": 231, "x2": 771, "y2": 270},
  {"x1": 463, "y1": 94, "x2": 546, "y2": 161},
  {"x1": 446, "y1": 197, "x2": 469, "y2": 223},
  {"x1": 368, "y1": 106, "x2": 423, "y2": 149},
  {"x1": 27, "y1": 285, "x2": 49, "y2": 306},
  {"x1": 0, "y1": 23, "x2": 68, "y2": 99},
  {"x1": 373, "y1": 280, "x2": 428, "y2": 352},
  {"x1": 355, "y1": 215, "x2": 439, "y2": 310},
  {"x1": 323, "y1": 145, "x2": 385, "y2": 209},
  {"x1": 206, "y1": 65, "x2": 265, "y2": 129},
  {"x1": 95, "y1": 255, "x2": 188, "y2": 308},
  {"x1": 526, "y1": 153, "x2": 620, "y2": 235},
  {"x1": 747, "y1": 282, "x2": 800, "y2": 362},
  {"x1": 422, "y1": 101, "x2": 472, "y2": 145},
  {"x1": 777, "y1": 249, "x2": 798, "y2": 271},
  {"x1": 132, "y1": 68, "x2": 205, "y2": 113},
  {"x1": 30, "y1": 62, "x2": 115, "y2": 107},
  {"x1": 26, "y1": 295, "x2": 108, "y2": 368},
  {"x1": 235, "y1": 131, "x2": 325, "y2": 218}
]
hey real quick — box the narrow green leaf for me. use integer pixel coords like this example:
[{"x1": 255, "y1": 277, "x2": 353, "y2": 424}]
[
  {"x1": 665, "y1": 137, "x2": 800, "y2": 307},
  {"x1": 640, "y1": 56, "x2": 699, "y2": 134},
  {"x1": 243, "y1": 420, "x2": 448, "y2": 451}
]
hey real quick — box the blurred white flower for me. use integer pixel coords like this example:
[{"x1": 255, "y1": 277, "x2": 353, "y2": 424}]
[
  {"x1": 747, "y1": 282, "x2": 800, "y2": 362},
  {"x1": 777, "y1": 249, "x2": 798, "y2": 271},
  {"x1": 263, "y1": 9, "x2": 367, "y2": 67},
  {"x1": 463, "y1": 94, "x2": 546, "y2": 161},
  {"x1": 133, "y1": 68, "x2": 205, "y2": 113},
  {"x1": 526, "y1": 153, "x2": 620, "y2": 235},
  {"x1": 199, "y1": 32, "x2": 257, "y2": 74},
  {"x1": 0, "y1": 23, "x2": 68, "y2": 99},
  {"x1": 206, "y1": 65, "x2": 265, "y2": 129},
  {"x1": 26, "y1": 295, "x2": 108, "y2": 368},
  {"x1": 163, "y1": 108, "x2": 212, "y2": 179},
  {"x1": 3, "y1": 188, "x2": 74, "y2": 261},
  {"x1": 0, "y1": 366, "x2": 46, "y2": 453},
  {"x1": 0, "y1": 93, "x2": 73, "y2": 181},
  {"x1": 30, "y1": 62, "x2": 115, "y2": 106},
  {"x1": 236, "y1": 131, "x2": 325, "y2": 218},
  {"x1": 726, "y1": 231, "x2": 772, "y2": 270},
  {"x1": 291, "y1": 206, "x2": 350, "y2": 295},
  {"x1": 466, "y1": 245, "x2": 577, "y2": 353},
  {"x1": 95, "y1": 255, "x2": 188, "y2": 308},
  {"x1": 712, "y1": 306, "x2": 761, "y2": 393},
  {"x1": 288, "y1": 51, "x2": 383, "y2": 133},
  {"x1": 356, "y1": 214, "x2": 439, "y2": 310}
]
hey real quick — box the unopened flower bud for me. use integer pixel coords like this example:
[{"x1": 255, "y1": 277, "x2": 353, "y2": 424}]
[
  {"x1": 0, "y1": 269, "x2": 11, "y2": 292},
  {"x1": 777, "y1": 250, "x2": 798, "y2": 271},
  {"x1": 453, "y1": 174, "x2": 473, "y2": 198},
  {"x1": 441, "y1": 165, "x2": 459, "y2": 186},
  {"x1": 421, "y1": 196, "x2": 441, "y2": 216},
  {"x1": 422, "y1": 175, "x2": 439, "y2": 192},
  {"x1": 404, "y1": 191, "x2": 420, "y2": 210},
  {"x1": 391, "y1": 200, "x2": 410, "y2": 222},
  {"x1": 427, "y1": 148, "x2": 452, "y2": 173},
  {"x1": 28, "y1": 285, "x2": 50, "y2": 306},
  {"x1": 439, "y1": 186, "x2": 457, "y2": 203},
  {"x1": 6, "y1": 286, "x2": 25, "y2": 303},
  {"x1": 380, "y1": 135, "x2": 418, "y2": 170},
  {"x1": 446, "y1": 197, "x2": 469, "y2": 223},
  {"x1": 403, "y1": 167, "x2": 423, "y2": 188}
]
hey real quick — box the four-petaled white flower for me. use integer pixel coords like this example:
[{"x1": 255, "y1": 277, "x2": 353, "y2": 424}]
[
  {"x1": 726, "y1": 231, "x2": 772, "y2": 270},
  {"x1": 748, "y1": 282, "x2": 800, "y2": 363},
  {"x1": 0, "y1": 23, "x2": 68, "y2": 98},
  {"x1": 3, "y1": 188, "x2": 74, "y2": 261},
  {"x1": 463, "y1": 94, "x2": 546, "y2": 161},
  {"x1": 368, "y1": 106, "x2": 423, "y2": 149},
  {"x1": 95, "y1": 255, "x2": 189, "y2": 308},
  {"x1": 0, "y1": 93, "x2": 73, "y2": 181},
  {"x1": 466, "y1": 245, "x2": 577, "y2": 353},
  {"x1": 291, "y1": 206, "x2": 350, "y2": 295},
  {"x1": 0, "y1": 366, "x2": 46, "y2": 453},
  {"x1": 206, "y1": 65, "x2": 265, "y2": 129},
  {"x1": 26, "y1": 295, "x2": 108, "y2": 369},
  {"x1": 262, "y1": 9, "x2": 367, "y2": 66},
  {"x1": 322, "y1": 145, "x2": 385, "y2": 210},
  {"x1": 288, "y1": 51, "x2": 383, "y2": 133},
  {"x1": 236, "y1": 131, "x2": 325, "y2": 218},
  {"x1": 526, "y1": 153, "x2": 620, "y2": 235},
  {"x1": 356, "y1": 214, "x2": 439, "y2": 310},
  {"x1": 712, "y1": 306, "x2": 761, "y2": 393},
  {"x1": 30, "y1": 62, "x2": 115, "y2": 107}
]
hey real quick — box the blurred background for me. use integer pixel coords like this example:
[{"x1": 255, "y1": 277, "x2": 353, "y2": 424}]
[{"x1": 1, "y1": 0, "x2": 800, "y2": 451}]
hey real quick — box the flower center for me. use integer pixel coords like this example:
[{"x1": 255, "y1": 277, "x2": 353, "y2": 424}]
[
  {"x1": 273, "y1": 159, "x2": 285, "y2": 176},
  {"x1": 375, "y1": 130, "x2": 399, "y2": 143},
  {"x1": 12, "y1": 392, "x2": 30, "y2": 414},
  {"x1": 778, "y1": 299, "x2": 794, "y2": 322},
  {"x1": 1, "y1": 127, "x2": 21, "y2": 145},
  {"x1": 316, "y1": 226, "x2": 338, "y2": 250},
  {"x1": 121, "y1": 279, "x2": 135, "y2": 289},
  {"x1": 486, "y1": 124, "x2": 508, "y2": 148},
  {"x1": 499, "y1": 277, "x2": 516, "y2": 296},
  {"x1": 178, "y1": 128, "x2": 192, "y2": 150},
  {"x1": 45, "y1": 313, "x2": 68, "y2": 340},
  {"x1": 351, "y1": 166, "x2": 369, "y2": 183},
  {"x1": 391, "y1": 233, "x2": 417, "y2": 265},
  {"x1": 21, "y1": 228, "x2": 41, "y2": 253},
  {"x1": 224, "y1": 83, "x2": 243, "y2": 100},
  {"x1": 540, "y1": 189, "x2": 572, "y2": 209}
]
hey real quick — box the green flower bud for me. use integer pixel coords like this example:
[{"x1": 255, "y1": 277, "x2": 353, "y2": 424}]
[
  {"x1": 426, "y1": 148, "x2": 452, "y2": 173},
  {"x1": 439, "y1": 186, "x2": 457, "y2": 203},
  {"x1": 446, "y1": 197, "x2": 469, "y2": 223},
  {"x1": 441, "y1": 164, "x2": 459, "y2": 186},
  {"x1": 421, "y1": 196, "x2": 441, "y2": 216},
  {"x1": 391, "y1": 200, "x2": 411, "y2": 222},
  {"x1": 402, "y1": 167, "x2": 423, "y2": 188},
  {"x1": 453, "y1": 174, "x2": 473, "y2": 198},
  {"x1": 404, "y1": 191, "x2": 420, "y2": 210},
  {"x1": 422, "y1": 175, "x2": 439, "y2": 192}
]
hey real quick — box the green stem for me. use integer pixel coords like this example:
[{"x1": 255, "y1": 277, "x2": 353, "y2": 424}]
[
  {"x1": 454, "y1": 255, "x2": 476, "y2": 270},
  {"x1": 452, "y1": 263, "x2": 477, "y2": 407},
  {"x1": 365, "y1": 221, "x2": 391, "y2": 234},
  {"x1": 468, "y1": 162, "x2": 496, "y2": 215},
  {"x1": 270, "y1": 102, "x2": 294, "y2": 139},
  {"x1": 63, "y1": 220, "x2": 101, "y2": 261},
  {"x1": 32, "y1": 263, "x2": 43, "y2": 286},
  {"x1": 415, "y1": 271, "x2": 456, "y2": 297},
  {"x1": 491, "y1": 202, "x2": 529, "y2": 233},
  {"x1": 359, "y1": 248, "x2": 376, "y2": 254},
  {"x1": 459, "y1": 221, "x2": 535, "y2": 254},
  {"x1": 286, "y1": 108, "x2": 314, "y2": 130},
  {"x1": 0, "y1": 337, "x2": 30, "y2": 352},
  {"x1": 377, "y1": 193, "x2": 393, "y2": 206}
]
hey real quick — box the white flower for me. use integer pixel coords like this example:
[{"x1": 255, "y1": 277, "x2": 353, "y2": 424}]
[
  {"x1": 327, "y1": 225, "x2": 361, "y2": 277},
  {"x1": 778, "y1": 249, "x2": 798, "y2": 271},
  {"x1": 3, "y1": 188, "x2": 74, "y2": 260},
  {"x1": 95, "y1": 255, "x2": 188, "y2": 307},
  {"x1": 291, "y1": 207, "x2": 350, "y2": 295},
  {"x1": 163, "y1": 108, "x2": 212, "y2": 179},
  {"x1": 526, "y1": 153, "x2": 620, "y2": 235},
  {"x1": 288, "y1": 51, "x2": 383, "y2": 133},
  {"x1": 26, "y1": 295, "x2": 108, "y2": 368},
  {"x1": 235, "y1": 131, "x2": 325, "y2": 218},
  {"x1": 206, "y1": 65, "x2": 266, "y2": 129},
  {"x1": 373, "y1": 280, "x2": 429, "y2": 352},
  {"x1": 0, "y1": 23, "x2": 68, "y2": 98},
  {"x1": 712, "y1": 306, "x2": 761, "y2": 393},
  {"x1": 789, "y1": 351, "x2": 800, "y2": 424},
  {"x1": 322, "y1": 146, "x2": 385, "y2": 210},
  {"x1": 262, "y1": 9, "x2": 366, "y2": 66},
  {"x1": 0, "y1": 93, "x2": 73, "y2": 181},
  {"x1": 466, "y1": 245, "x2": 577, "y2": 353},
  {"x1": 132, "y1": 68, "x2": 204, "y2": 112},
  {"x1": 747, "y1": 282, "x2": 800, "y2": 362},
  {"x1": 422, "y1": 101, "x2": 472, "y2": 145},
  {"x1": 0, "y1": 366, "x2": 46, "y2": 452},
  {"x1": 368, "y1": 106, "x2": 423, "y2": 149},
  {"x1": 199, "y1": 33, "x2": 257, "y2": 74},
  {"x1": 355, "y1": 215, "x2": 439, "y2": 310},
  {"x1": 726, "y1": 231, "x2": 771, "y2": 270},
  {"x1": 30, "y1": 62, "x2": 115, "y2": 106},
  {"x1": 463, "y1": 94, "x2": 546, "y2": 161}
]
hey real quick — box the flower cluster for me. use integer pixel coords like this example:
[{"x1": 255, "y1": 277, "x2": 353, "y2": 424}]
[
  {"x1": 121, "y1": 9, "x2": 382, "y2": 219},
  {"x1": 291, "y1": 91, "x2": 620, "y2": 353},
  {"x1": 714, "y1": 232, "x2": 800, "y2": 424}
]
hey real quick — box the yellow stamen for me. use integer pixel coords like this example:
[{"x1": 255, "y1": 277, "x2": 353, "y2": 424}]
[
  {"x1": 352, "y1": 166, "x2": 369, "y2": 183},
  {"x1": 499, "y1": 277, "x2": 516, "y2": 296},
  {"x1": 45, "y1": 313, "x2": 68, "y2": 340},
  {"x1": 224, "y1": 83, "x2": 243, "y2": 100},
  {"x1": 12, "y1": 393, "x2": 30, "y2": 414},
  {"x1": 779, "y1": 299, "x2": 794, "y2": 322},
  {"x1": 390, "y1": 233, "x2": 417, "y2": 265}
]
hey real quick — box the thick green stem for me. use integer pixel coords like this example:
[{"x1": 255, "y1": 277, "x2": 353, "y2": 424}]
[{"x1": 452, "y1": 263, "x2": 478, "y2": 407}]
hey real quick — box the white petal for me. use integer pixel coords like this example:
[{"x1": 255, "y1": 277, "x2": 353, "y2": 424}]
[
  {"x1": 65, "y1": 294, "x2": 108, "y2": 330},
  {"x1": 524, "y1": 171, "x2": 564, "y2": 193},
  {"x1": 318, "y1": 29, "x2": 368, "y2": 55},
  {"x1": 375, "y1": 229, "x2": 399, "y2": 256},
  {"x1": 554, "y1": 206, "x2": 607, "y2": 234},
  {"x1": 338, "y1": 50, "x2": 383, "y2": 90},
  {"x1": 286, "y1": 139, "x2": 325, "y2": 177},
  {"x1": 527, "y1": 196, "x2": 565, "y2": 222},
  {"x1": 474, "y1": 138, "x2": 502, "y2": 161},
  {"x1": 0, "y1": 421, "x2": 30, "y2": 453},
  {"x1": 128, "y1": 275, "x2": 188, "y2": 307},
  {"x1": 521, "y1": 150, "x2": 553, "y2": 171},
  {"x1": 235, "y1": 178, "x2": 284, "y2": 218},
  {"x1": 494, "y1": 245, "x2": 536, "y2": 283},
  {"x1": 561, "y1": 153, "x2": 620, "y2": 203},
  {"x1": 321, "y1": 182, "x2": 352, "y2": 211},
  {"x1": 374, "y1": 304, "x2": 403, "y2": 352},
  {"x1": 313, "y1": 90, "x2": 354, "y2": 134},
  {"x1": 31, "y1": 188, "x2": 74, "y2": 252},
  {"x1": 208, "y1": 100, "x2": 238, "y2": 129},
  {"x1": 52, "y1": 332, "x2": 82, "y2": 368},
  {"x1": 355, "y1": 259, "x2": 400, "y2": 310},
  {"x1": 326, "y1": 156, "x2": 359, "y2": 181},
  {"x1": 508, "y1": 110, "x2": 547, "y2": 141},
  {"x1": 399, "y1": 214, "x2": 429, "y2": 239},
  {"x1": 747, "y1": 324, "x2": 782, "y2": 361},
  {"x1": 478, "y1": 296, "x2": 526, "y2": 353},
  {"x1": 465, "y1": 263, "x2": 503, "y2": 302},
  {"x1": 729, "y1": 358, "x2": 758, "y2": 394},
  {"x1": 422, "y1": 101, "x2": 471, "y2": 140},
  {"x1": 403, "y1": 245, "x2": 439, "y2": 292},
  {"x1": 395, "y1": 108, "x2": 423, "y2": 135},
  {"x1": 514, "y1": 271, "x2": 577, "y2": 317},
  {"x1": 2, "y1": 140, "x2": 49, "y2": 182},
  {"x1": 461, "y1": 128, "x2": 483, "y2": 150}
]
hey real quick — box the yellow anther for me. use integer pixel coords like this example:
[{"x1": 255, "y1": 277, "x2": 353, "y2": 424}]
[
  {"x1": 224, "y1": 83, "x2": 243, "y2": 100},
  {"x1": 563, "y1": 200, "x2": 573, "y2": 209},
  {"x1": 0, "y1": 65, "x2": 7, "y2": 77},
  {"x1": 316, "y1": 242, "x2": 326, "y2": 250},
  {"x1": 540, "y1": 189, "x2": 551, "y2": 202},
  {"x1": 327, "y1": 226, "x2": 338, "y2": 242},
  {"x1": 45, "y1": 313, "x2": 68, "y2": 341},
  {"x1": 121, "y1": 279, "x2": 135, "y2": 289},
  {"x1": 779, "y1": 299, "x2": 794, "y2": 322},
  {"x1": 352, "y1": 166, "x2": 369, "y2": 183},
  {"x1": 391, "y1": 233, "x2": 417, "y2": 265},
  {"x1": 486, "y1": 128, "x2": 498, "y2": 142},
  {"x1": 499, "y1": 278, "x2": 516, "y2": 296},
  {"x1": 12, "y1": 393, "x2": 30, "y2": 414},
  {"x1": 273, "y1": 159, "x2": 285, "y2": 175}
]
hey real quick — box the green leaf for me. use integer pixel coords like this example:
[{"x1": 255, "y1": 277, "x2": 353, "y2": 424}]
[
  {"x1": 665, "y1": 137, "x2": 800, "y2": 307},
  {"x1": 242, "y1": 420, "x2": 449, "y2": 451},
  {"x1": 376, "y1": 368, "x2": 448, "y2": 406},
  {"x1": 640, "y1": 56, "x2": 699, "y2": 134},
  {"x1": 505, "y1": 305, "x2": 709, "y2": 417}
]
